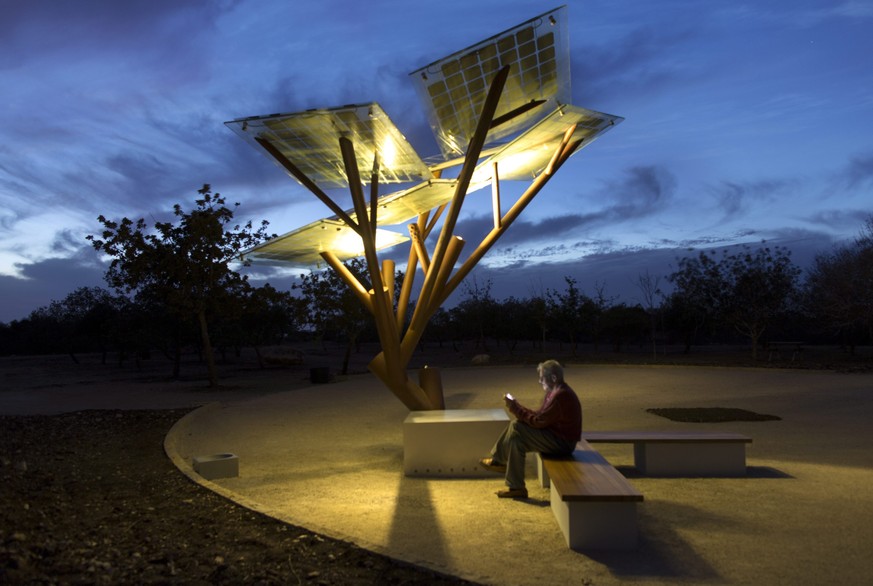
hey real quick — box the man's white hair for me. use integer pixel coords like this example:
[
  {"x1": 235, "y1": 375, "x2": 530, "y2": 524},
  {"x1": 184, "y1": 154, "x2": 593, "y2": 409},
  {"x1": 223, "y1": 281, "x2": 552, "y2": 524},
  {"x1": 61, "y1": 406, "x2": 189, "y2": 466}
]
[{"x1": 537, "y1": 360, "x2": 564, "y2": 382}]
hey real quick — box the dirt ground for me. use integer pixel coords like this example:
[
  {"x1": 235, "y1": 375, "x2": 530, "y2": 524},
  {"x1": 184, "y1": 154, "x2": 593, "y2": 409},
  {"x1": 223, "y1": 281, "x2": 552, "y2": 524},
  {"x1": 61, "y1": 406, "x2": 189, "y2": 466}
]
[
  {"x1": 0, "y1": 351, "x2": 481, "y2": 585},
  {"x1": 0, "y1": 408, "x2": 478, "y2": 585}
]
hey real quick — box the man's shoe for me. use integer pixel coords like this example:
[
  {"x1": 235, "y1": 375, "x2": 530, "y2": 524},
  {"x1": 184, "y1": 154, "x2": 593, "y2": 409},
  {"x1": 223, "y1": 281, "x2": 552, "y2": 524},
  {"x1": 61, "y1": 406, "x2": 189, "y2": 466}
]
[
  {"x1": 479, "y1": 458, "x2": 507, "y2": 474},
  {"x1": 496, "y1": 487, "x2": 528, "y2": 499}
]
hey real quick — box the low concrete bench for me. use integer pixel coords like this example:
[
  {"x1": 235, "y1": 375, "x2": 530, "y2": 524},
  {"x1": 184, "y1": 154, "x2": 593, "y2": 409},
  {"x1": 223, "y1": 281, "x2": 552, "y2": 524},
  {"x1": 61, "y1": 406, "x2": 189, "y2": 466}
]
[
  {"x1": 403, "y1": 409, "x2": 509, "y2": 476},
  {"x1": 582, "y1": 431, "x2": 752, "y2": 476},
  {"x1": 539, "y1": 440, "x2": 643, "y2": 550},
  {"x1": 767, "y1": 341, "x2": 804, "y2": 362}
]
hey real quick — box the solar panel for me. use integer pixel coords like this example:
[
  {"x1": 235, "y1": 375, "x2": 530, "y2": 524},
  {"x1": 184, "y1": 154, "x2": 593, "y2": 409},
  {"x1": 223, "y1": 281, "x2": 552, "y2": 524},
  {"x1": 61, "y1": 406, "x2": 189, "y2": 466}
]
[
  {"x1": 242, "y1": 218, "x2": 409, "y2": 266},
  {"x1": 373, "y1": 179, "x2": 459, "y2": 225},
  {"x1": 225, "y1": 103, "x2": 431, "y2": 189},
  {"x1": 472, "y1": 105, "x2": 624, "y2": 182},
  {"x1": 229, "y1": 7, "x2": 624, "y2": 268},
  {"x1": 409, "y1": 6, "x2": 571, "y2": 159},
  {"x1": 239, "y1": 179, "x2": 486, "y2": 266}
]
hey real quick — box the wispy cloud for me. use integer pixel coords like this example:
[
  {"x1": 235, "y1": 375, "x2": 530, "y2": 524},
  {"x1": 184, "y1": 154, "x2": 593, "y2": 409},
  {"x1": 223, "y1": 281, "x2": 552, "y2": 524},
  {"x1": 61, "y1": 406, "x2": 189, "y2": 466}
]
[
  {"x1": 805, "y1": 209, "x2": 872, "y2": 234},
  {"x1": 572, "y1": 25, "x2": 698, "y2": 105},
  {"x1": 709, "y1": 179, "x2": 795, "y2": 220},
  {"x1": 716, "y1": 1, "x2": 873, "y2": 28},
  {"x1": 838, "y1": 152, "x2": 873, "y2": 191}
]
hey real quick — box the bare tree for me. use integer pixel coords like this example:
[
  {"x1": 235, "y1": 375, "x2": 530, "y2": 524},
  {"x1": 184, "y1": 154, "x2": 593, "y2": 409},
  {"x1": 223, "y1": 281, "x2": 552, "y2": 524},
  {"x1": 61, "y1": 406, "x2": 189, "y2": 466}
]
[{"x1": 635, "y1": 270, "x2": 663, "y2": 359}]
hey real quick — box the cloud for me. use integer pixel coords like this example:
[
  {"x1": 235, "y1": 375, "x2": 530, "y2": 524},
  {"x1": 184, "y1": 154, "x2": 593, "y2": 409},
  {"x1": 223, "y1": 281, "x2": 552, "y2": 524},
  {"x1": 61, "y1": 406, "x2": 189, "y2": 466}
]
[
  {"x1": 709, "y1": 179, "x2": 795, "y2": 220},
  {"x1": 571, "y1": 24, "x2": 699, "y2": 106},
  {"x1": 446, "y1": 225, "x2": 840, "y2": 310},
  {"x1": 597, "y1": 165, "x2": 677, "y2": 215},
  {"x1": 831, "y1": 1, "x2": 873, "y2": 18},
  {"x1": 490, "y1": 165, "x2": 676, "y2": 247},
  {"x1": 839, "y1": 152, "x2": 873, "y2": 191},
  {"x1": 804, "y1": 209, "x2": 873, "y2": 234},
  {"x1": 718, "y1": 1, "x2": 873, "y2": 29},
  {"x1": 0, "y1": 0, "x2": 230, "y2": 65},
  {"x1": 0, "y1": 249, "x2": 107, "y2": 323},
  {"x1": 446, "y1": 245, "x2": 688, "y2": 307},
  {"x1": 393, "y1": 164, "x2": 681, "y2": 276}
]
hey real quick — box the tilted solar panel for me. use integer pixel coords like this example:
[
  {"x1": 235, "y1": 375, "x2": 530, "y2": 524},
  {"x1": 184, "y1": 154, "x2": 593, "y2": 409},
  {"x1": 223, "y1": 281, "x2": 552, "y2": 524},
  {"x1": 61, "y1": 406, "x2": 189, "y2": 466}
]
[{"x1": 409, "y1": 6, "x2": 571, "y2": 159}]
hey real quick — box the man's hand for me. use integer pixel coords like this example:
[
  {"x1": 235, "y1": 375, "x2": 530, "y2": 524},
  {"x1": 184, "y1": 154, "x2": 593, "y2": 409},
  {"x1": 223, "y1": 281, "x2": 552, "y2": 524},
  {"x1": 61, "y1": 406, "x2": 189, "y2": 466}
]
[{"x1": 503, "y1": 393, "x2": 515, "y2": 408}]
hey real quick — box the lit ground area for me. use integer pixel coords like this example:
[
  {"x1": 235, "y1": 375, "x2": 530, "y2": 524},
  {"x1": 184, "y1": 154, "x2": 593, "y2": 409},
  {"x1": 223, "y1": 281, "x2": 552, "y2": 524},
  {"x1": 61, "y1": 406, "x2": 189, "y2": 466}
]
[{"x1": 167, "y1": 365, "x2": 873, "y2": 585}]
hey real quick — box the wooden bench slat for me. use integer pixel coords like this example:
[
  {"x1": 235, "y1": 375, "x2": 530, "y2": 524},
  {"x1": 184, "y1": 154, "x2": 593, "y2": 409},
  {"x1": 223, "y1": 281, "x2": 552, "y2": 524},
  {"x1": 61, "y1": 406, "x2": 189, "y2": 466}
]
[
  {"x1": 542, "y1": 441, "x2": 643, "y2": 503},
  {"x1": 583, "y1": 431, "x2": 752, "y2": 444}
]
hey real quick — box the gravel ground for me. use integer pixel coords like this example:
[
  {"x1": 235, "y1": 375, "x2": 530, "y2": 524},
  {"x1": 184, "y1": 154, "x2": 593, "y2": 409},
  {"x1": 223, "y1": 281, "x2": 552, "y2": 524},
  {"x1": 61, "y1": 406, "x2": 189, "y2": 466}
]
[
  {"x1": 0, "y1": 408, "x2": 478, "y2": 585},
  {"x1": 2, "y1": 345, "x2": 869, "y2": 584}
]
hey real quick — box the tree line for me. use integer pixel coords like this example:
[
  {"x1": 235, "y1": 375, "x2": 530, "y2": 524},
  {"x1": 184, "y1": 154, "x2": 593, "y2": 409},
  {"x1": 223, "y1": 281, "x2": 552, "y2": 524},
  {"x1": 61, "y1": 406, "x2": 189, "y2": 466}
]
[{"x1": 1, "y1": 188, "x2": 870, "y2": 379}]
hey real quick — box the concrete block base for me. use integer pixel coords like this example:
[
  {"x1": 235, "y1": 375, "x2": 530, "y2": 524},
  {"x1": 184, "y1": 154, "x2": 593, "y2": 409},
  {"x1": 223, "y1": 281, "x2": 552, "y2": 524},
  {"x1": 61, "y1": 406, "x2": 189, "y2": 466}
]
[
  {"x1": 635, "y1": 442, "x2": 746, "y2": 476},
  {"x1": 403, "y1": 409, "x2": 509, "y2": 477},
  {"x1": 536, "y1": 452, "x2": 550, "y2": 488},
  {"x1": 193, "y1": 453, "x2": 239, "y2": 480},
  {"x1": 550, "y1": 483, "x2": 639, "y2": 550}
]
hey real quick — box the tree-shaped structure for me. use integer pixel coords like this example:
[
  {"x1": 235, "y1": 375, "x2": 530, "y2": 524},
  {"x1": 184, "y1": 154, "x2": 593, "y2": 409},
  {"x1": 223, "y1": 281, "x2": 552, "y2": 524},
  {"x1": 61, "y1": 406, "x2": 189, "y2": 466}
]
[{"x1": 226, "y1": 7, "x2": 623, "y2": 410}]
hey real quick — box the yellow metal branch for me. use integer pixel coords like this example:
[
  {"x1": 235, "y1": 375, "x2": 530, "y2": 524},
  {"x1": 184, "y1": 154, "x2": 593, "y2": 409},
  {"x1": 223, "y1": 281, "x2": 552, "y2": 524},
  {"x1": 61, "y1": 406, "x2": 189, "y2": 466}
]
[
  {"x1": 254, "y1": 137, "x2": 360, "y2": 234},
  {"x1": 439, "y1": 134, "x2": 581, "y2": 304},
  {"x1": 339, "y1": 137, "x2": 405, "y2": 392},
  {"x1": 427, "y1": 235, "x2": 465, "y2": 316},
  {"x1": 412, "y1": 66, "x2": 510, "y2": 335},
  {"x1": 408, "y1": 223, "x2": 430, "y2": 274},
  {"x1": 491, "y1": 161, "x2": 501, "y2": 230},
  {"x1": 369, "y1": 152, "x2": 379, "y2": 236},
  {"x1": 425, "y1": 203, "x2": 447, "y2": 237},
  {"x1": 320, "y1": 251, "x2": 374, "y2": 314},
  {"x1": 382, "y1": 259, "x2": 395, "y2": 304},
  {"x1": 545, "y1": 123, "x2": 577, "y2": 176},
  {"x1": 395, "y1": 218, "x2": 423, "y2": 332}
]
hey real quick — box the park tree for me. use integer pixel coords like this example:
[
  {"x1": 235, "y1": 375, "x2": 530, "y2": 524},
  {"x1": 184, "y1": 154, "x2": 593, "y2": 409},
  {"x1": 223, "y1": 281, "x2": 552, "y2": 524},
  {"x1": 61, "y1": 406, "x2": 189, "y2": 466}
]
[
  {"x1": 494, "y1": 296, "x2": 535, "y2": 353},
  {"x1": 669, "y1": 243, "x2": 801, "y2": 360},
  {"x1": 601, "y1": 303, "x2": 650, "y2": 352},
  {"x1": 234, "y1": 283, "x2": 306, "y2": 367},
  {"x1": 635, "y1": 270, "x2": 663, "y2": 359},
  {"x1": 422, "y1": 306, "x2": 454, "y2": 350},
  {"x1": 42, "y1": 286, "x2": 121, "y2": 363},
  {"x1": 526, "y1": 291, "x2": 551, "y2": 350},
  {"x1": 589, "y1": 282, "x2": 616, "y2": 352},
  {"x1": 667, "y1": 251, "x2": 723, "y2": 351},
  {"x1": 88, "y1": 185, "x2": 271, "y2": 386},
  {"x1": 805, "y1": 216, "x2": 873, "y2": 350},
  {"x1": 295, "y1": 258, "x2": 373, "y2": 374},
  {"x1": 548, "y1": 277, "x2": 595, "y2": 355},
  {"x1": 453, "y1": 277, "x2": 498, "y2": 352},
  {"x1": 661, "y1": 292, "x2": 707, "y2": 353},
  {"x1": 14, "y1": 306, "x2": 65, "y2": 355}
]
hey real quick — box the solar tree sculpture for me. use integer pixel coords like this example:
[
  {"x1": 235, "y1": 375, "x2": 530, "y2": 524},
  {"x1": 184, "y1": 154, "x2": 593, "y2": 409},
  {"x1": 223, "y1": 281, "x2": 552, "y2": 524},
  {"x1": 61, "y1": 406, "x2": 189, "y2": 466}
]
[{"x1": 226, "y1": 7, "x2": 622, "y2": 411}]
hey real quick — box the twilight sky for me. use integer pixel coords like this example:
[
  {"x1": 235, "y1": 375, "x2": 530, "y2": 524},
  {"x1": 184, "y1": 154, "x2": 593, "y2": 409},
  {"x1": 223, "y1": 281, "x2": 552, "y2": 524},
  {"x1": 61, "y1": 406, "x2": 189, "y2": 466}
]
[{"x1": 1, "y1": 0, "x2": 871, "y2": 323}]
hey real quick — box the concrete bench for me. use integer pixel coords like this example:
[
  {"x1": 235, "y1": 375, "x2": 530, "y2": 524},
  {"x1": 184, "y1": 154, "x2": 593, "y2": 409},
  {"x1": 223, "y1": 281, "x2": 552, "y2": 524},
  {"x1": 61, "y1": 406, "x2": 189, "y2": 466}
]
[
  {"x1": 767, "y1": 341, "x2": 803, "y2": 362},
  {"x1": 582, "y1": 431, "x2": 752, "y2": 476},
  {"x1": 539, "y1": 440, "x2": 643, "y2": 550},
  {"x1": 403, "y1": 409, "x2": 509, "y2": 476}
]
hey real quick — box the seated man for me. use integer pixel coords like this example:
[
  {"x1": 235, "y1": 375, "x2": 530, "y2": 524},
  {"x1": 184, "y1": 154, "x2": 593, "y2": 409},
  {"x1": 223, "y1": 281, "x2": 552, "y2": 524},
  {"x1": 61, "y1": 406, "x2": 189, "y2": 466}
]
[{"x1": 479, "y1": 360, "x2": 582, "y2": 498}]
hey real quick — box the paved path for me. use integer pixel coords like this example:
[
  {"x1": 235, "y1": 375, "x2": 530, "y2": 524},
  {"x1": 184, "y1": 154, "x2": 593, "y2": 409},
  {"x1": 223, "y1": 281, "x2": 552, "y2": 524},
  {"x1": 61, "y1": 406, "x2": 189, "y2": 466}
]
[{"x1": 165, "y1": 365, "x2": 873, "y2": 585}]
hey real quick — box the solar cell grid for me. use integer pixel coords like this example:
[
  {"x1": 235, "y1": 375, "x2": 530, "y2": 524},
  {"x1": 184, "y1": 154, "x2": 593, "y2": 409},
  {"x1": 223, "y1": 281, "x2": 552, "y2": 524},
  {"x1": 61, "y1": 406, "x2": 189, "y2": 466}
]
[
  {"x1": 410, "y1": 6, "x2": 571, "y2": 158},
  {"x1": 225, "y1": 104, "x2": 430, "y2": 188}
]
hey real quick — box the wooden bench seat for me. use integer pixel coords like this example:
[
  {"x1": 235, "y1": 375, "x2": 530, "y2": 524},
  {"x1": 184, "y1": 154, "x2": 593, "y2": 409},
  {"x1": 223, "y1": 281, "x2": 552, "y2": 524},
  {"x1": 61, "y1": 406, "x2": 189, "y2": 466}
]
[
  {"x1": 539, "y1": 440, "x2": 643, "y2": 550},
  {"x1": 582, "y1": 431, "x2": 752, "y2": 476}
]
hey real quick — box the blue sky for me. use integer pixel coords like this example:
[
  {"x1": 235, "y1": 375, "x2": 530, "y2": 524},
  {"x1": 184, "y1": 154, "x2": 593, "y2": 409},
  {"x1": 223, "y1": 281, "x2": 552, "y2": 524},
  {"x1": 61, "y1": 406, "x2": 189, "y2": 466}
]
[{"x1": 1, "y1": 0, "x2": 871, "y2": 323}]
